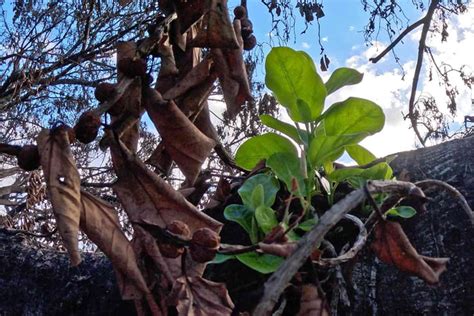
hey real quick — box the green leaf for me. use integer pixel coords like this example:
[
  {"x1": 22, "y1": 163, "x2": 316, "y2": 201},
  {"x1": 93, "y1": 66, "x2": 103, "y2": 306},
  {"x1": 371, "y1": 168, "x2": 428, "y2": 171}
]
[
  {"x1": 224, "y1": 204, "x2": 254, "y2": 236},
  {"x1": 360, "y1": 162, "x2": 393, "y2": 180},
  {"x1": 235, "y1": 133, "x2": 298, "y2": 170},
  {"x1": 265, "y1": 47, "x2": 326, "y2": 122},
  {"x1": 255, "y1": 205, "x2": 279, "y2": 234},
  {"x1": 237, "y1": 252, "x2": 284, "y2": 274},
  {"x1": 251, "y1": 184, "x2": 265, "y2": 209},
  {"x1": 325, "y1": 67, "x2": 364, "y2": 95},
  {"x1": 238, "y1": 174, "x2": 280, "y2": 208},
  {"x1": 209, "y1": 253, "x2": 236, "y2": 264},
  {"x1": 266, "y1": 152, "x2": 306, "y2": 196},
  {"x1": 260, "y1": 114, "x2": 308, "y2": 145},
  {"x1": 323, "y1": 97, "x2": 385, "y2": 136},
  {"x1": 386, "y1": 206, "x2": 417, "y2": 219},
  {"x1": 346, "y1": 144, "x2": 376, "y2": 165},
  {"x1": 297, "y1": 218, "x2": 318, "y2": 232},
  {"x1": 328, "y1": 162, "x2": 393, "y2": 184},
  {"x1": 308, "y1": 130, "x2": 364, "y2": 168}
]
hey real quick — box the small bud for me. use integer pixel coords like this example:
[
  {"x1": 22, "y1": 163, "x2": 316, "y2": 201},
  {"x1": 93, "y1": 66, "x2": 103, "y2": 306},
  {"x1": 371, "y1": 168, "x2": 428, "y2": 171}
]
[{"x1": 74, "y1": 111, "x2": 101, "y2": 144}]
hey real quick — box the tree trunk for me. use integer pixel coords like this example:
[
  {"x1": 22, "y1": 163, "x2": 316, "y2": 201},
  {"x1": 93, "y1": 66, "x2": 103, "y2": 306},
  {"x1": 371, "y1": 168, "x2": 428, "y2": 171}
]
[{"x1": 1, "y1": 136, "x2": 473, "y2": 315}]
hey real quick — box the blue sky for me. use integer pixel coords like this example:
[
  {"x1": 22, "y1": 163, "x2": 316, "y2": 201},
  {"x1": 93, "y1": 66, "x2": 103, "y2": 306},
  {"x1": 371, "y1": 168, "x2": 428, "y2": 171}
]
[{"x1": 223, "y1": 1, "x2": 474, "y2": 158}]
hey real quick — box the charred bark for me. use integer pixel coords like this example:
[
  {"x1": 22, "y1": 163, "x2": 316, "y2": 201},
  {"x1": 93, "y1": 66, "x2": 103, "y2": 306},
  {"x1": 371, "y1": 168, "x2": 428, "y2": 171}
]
[{"x1": 0, "y1": 136, "x2": 473, "y2": 315}]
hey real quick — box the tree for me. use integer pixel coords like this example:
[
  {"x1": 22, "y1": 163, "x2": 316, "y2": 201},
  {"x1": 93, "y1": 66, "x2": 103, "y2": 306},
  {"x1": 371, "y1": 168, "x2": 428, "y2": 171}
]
[{"x1": 0, "y1": 1, "x2": 472, "y2": 315}]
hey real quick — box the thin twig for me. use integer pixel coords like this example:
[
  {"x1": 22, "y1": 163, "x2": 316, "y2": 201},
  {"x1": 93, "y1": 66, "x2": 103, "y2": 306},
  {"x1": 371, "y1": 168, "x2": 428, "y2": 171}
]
[{"x1": 415, "y1": 179, "x2": 474, "y2": 225}]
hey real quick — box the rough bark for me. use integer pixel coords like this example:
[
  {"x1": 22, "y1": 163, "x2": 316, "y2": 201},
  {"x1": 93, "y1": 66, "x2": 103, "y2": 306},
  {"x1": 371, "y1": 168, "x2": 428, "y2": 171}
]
[{"x1": 0, "y1": 136, "x2": 473, "y2": 315}]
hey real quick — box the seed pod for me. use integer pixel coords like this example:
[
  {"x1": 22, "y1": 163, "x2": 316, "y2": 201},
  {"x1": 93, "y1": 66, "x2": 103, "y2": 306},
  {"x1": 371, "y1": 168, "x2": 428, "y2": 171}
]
[
  {"x1": 167, "y1": 220, "x2": 191, "y2": 239},
  {"x1": 243, "y1": 35, "x2": 257, "y2": 51},
  {"x1": 189, "y1": 244, "x2": 217, "y2": 263},
  {"x1": 17, "y1": 145, "x2": 41, "y2": 171},
  {"x1": 117, "y1": 58, "x2": 147, "y2": 78},
  {"x1": 94, "y1": 83, "x2": 116, "y2": 103},
  {"x1": 240, "y1": 18, "x2": 253, "y2": 38},
  {"x1": 191, "y1": 227, "x2": 220, "y2": 249},
  {"x1": 74, "y1": 111, "x2": 101, "y2": 144},
  {"x1": 234, "y1": 6, "x2": 246, "y2": 19}
]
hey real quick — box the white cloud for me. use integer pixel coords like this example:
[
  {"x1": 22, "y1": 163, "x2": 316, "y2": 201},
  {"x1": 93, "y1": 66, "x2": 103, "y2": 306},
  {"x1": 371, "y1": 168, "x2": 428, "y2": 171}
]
[
  {"x1": 302, "y1": 42, "x2": 311, "y2": 49},
  {"x1": 322, "y1": 36, "x2": 329, "y2": 42},
  {"x1": 349, "y1": 26, "x2": 356, "y2": 32}
]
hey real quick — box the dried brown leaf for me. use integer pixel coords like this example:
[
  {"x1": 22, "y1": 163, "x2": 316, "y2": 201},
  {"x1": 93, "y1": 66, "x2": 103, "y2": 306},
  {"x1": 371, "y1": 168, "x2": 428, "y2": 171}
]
[
  {"x1": 258, "y1": 242, "x2": 297, "y2": 258},
  {"x1": 146, "y1": 143, "x2": 173, "y2": 176},
  {"x1": 168, "y1": 276, "x2": 234, "y2": 316},
  {"x1": 187, "y1": 0, "x2": 238, "y2": 49},
  {"x1": 297, "y1": 284, "x2": 329, "y2": 316},
  {"x1": 371, "y1": 221, "x2": 449, "y2": 285},
  {"x1": 145, "y1": 90, "x2": 216, "y2": 185},
  {"x1": 110, "y1": 136, "x2": 222, "y2": 277},
  {"x1": 37, "y1": 128, "x2": 81, "y2": 266},
  {"x1": 174, "y1": 0, "x2": 207, "y2": 33}
]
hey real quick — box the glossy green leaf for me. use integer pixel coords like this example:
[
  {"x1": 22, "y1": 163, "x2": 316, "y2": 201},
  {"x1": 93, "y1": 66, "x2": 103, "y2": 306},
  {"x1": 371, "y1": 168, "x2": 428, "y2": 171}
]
[
  {"x1": 308, "y1": 132, "x2": 364, "y2": 167},
  {"x1": 386, "y1": 206, "x2": 417, "y2": 219},
  {"x1": 325, "y1": 67, "x2": 364, "y2": 95},
  {"x1": 260, "y1": 114, "x2": 308, "y2": 145},
  {"x1": 235, "y1": 133, "x2": 298, "y2": 170},
  {"x1": 209, "y1": 253, "x2": 236, "y2": 264},
  {"x1": 224, "y1": 204, "x2": 254, "y2": 236},
  {"x1": 346, "y1": 144, "x2": 376, "y2": 165},
  {"x1": 323, "y1": 97, "x2": 385, "y2": 136},
  {"x1": 251, "y1": 184, "x2": 265, "y2": 209},
  {"x1": 266, "y1": 152, "x2": 306, "y2": 195},
  {"x1": 238, "y1": 173, "x2": 280, "y2": 208},
  {"x1": 237, "y1": 252, "x2": 284, "y2": 274},
  {"x1": 328, "y1": 162, "x2": 392, "y2": 184},
  {"x1": 297, "y1": 218, "x2": 318, "y2": 232},
  {"x1": 265, "y1": 47, "x2": 326, "y2": 122},
  {"x1": 255, "y1": 205, "x2": 279, "y2": 234}
]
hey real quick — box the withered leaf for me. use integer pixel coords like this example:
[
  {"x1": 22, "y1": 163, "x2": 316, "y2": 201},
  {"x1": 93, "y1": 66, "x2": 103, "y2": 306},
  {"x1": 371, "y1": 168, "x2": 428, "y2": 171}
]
[
  {"x1": 174, "y1": 0, "x2": 207, "y2": 33},
  {"x1": 168, "y1": 276, "x2": 234, "y2": 316},
  {"x1": 258, "y1": 242, "x2": 298, "y2": 258},
  {"x1": 163, "y1": 57, "x2": 213, "y2": 101},
  {"x1": 297, "y1": 284, "x2": 329, "y2": 316},
  {"x1": 371, "y1": 221, "x2": 449, "y2": 285},
  {"x1": 146, "y1": 143, "x2": 173, "y2": 176},
  {"x1": 37, "y1": 128, "x2": 81, "y2": 266},
  {"x1": 187, "y1": 0, "x2": 238, "y2": 49},
  {"x1": 145, "y1": 89, "x2": 216, "y2": 185},
  {"x1": 79, "y1": 191, "x2": 151, "y2": 300},
  {"x1": 109, "y1": 136, "x2": 222, "y2": 277}
]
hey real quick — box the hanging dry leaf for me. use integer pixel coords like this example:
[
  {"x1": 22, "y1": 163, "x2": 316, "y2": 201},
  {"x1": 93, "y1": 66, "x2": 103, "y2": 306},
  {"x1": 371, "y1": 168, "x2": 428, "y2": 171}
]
[
  {"x1": 37, "y1": 128, "x2": 81, "y2": 266},
  {"x1": 109, "y1": 136, "x2": 222, "y2": 277},
  {"x1": 163, "y1": 57, "x2": 213, "y2": 101},
  {"x1": 187, "y1": 0, "x2": 238, "y2": 49},
  {"x1": 297, "y1": 284, "x2": 329, "y2": 316},
  {"x1": 145, "y1": 89, "x2": 216, "y2": 186},
  {"x1": 174, "y1": 0, "x2": 207, "y2": 33},
  {"x1": 210, "y1": 20, "x2": 252, "y2": 118},
  {"x1": 146, "y1": 143, "x2": 174, "y2": 176},
  {"x1": 168, "y1": 276, "x2": 234, "y2": 316},
  {"x1": 371, "y1": 221, "x2": 449, "y2": 285}
]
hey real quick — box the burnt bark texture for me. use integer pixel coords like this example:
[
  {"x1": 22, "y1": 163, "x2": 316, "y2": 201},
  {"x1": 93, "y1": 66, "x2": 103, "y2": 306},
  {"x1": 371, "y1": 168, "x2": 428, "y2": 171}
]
[{"x1": 0, "y1": 136, "x2": 473, "y2": 315}]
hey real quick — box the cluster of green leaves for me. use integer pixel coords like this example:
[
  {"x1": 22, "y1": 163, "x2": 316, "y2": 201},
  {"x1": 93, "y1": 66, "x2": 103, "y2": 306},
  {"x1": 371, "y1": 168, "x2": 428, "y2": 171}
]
[{"x1": 220, "y1": 47, "x2": 414, "y2": 273}]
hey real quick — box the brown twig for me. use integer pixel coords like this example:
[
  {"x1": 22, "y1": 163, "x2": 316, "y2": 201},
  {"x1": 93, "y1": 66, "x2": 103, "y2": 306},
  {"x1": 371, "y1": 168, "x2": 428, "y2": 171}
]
[{"x1": 415, "y1": 179, "x2": 474, "y2": 225}]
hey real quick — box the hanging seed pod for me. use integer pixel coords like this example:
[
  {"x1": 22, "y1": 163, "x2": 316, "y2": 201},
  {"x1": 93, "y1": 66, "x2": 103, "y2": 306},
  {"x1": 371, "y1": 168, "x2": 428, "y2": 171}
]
[
  {"x1": 117, "y1": 58, "x2": 147, "y2": 79},
  {"x1": 189, "y1": 244, "x2": 217, "y2": 263},
  {"x1": 94, "y1": 83, "x2": 116, "y2": 103},
  {"x1": 191, "y1": 227, "x2": 220, "y2": 249},
  {"x1": 234, "y1": 5, "x2": 246, "y2": 19},
  {"x1": 74, "y1": 111, "x2": 101, "y2": 144},
  {"x1": 17, "y1": 145, "x2": 41, "y2": 171},
  {"x1": 158, "y1": 221, "x2": 191, "y2": 258},
  {"x1": 240, "y1": 18, "x2": 253, "y2": 38},
  {"x1": 243, "y1": 35, "x2": 257, "y2": 51}
]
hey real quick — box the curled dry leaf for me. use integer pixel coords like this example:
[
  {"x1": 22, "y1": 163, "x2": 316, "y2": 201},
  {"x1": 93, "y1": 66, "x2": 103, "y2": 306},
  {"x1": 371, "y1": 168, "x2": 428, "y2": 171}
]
[
  {"x1": 145, "y1": 89, "x2": 216, "y2": 185},
  {"x1": 168, "y1": 276, "x2": 234, "y2": 316},
  {"x1": 297, "y1": 284, "x2": 329, "y2": 316},
  {"x1": 174, "y1": 0, "x2": 207, "y2": 33},
  {"x1": 146, "y1": 143, "x2": 173, "y2": 176},
  {"x1": 187, "y1": 0, "x2": 238, "y2": 49},
  {"x1": 109, "y1": 136, "x2": 222, "y2": 277},
  {"x1": 371, "y1": 220, "x2": 449, "y2": 285},
  {"x1": 37, "y1": 128, "x2": 81, "y2": 266},
  {"x1": 79, "y1": 191, "x2": 151, "y2": 300}
]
